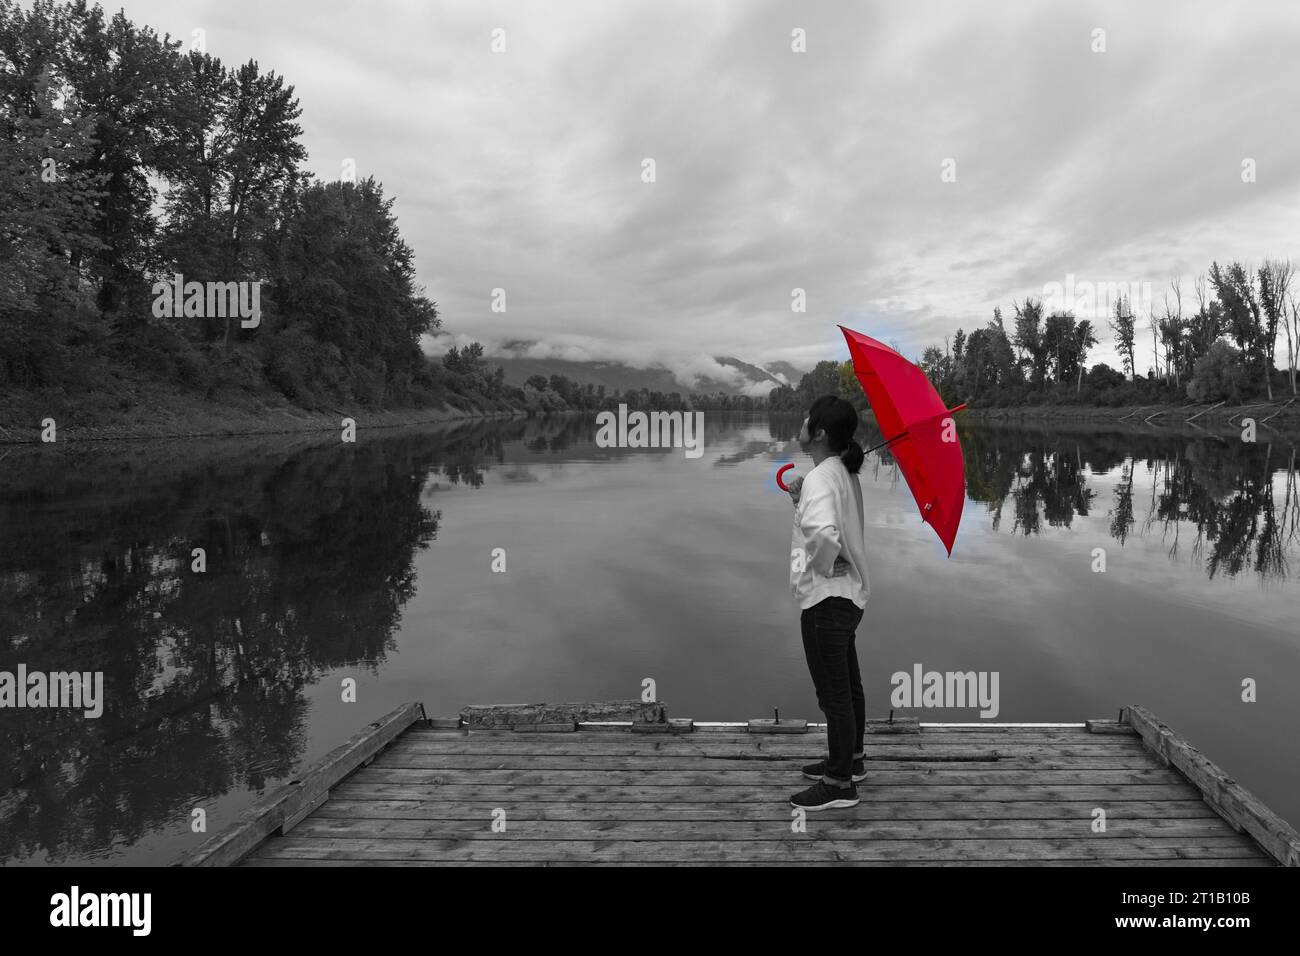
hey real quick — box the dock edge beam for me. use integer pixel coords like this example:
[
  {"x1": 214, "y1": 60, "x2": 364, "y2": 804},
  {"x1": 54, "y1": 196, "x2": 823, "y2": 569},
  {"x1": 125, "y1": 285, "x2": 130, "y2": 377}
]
[
  {"x1": 180, "y1": 702, "x2": 425, "y2": 867},
  {"x1": 1124, "y1": 705, "x2": 1300, "y2": 867}
]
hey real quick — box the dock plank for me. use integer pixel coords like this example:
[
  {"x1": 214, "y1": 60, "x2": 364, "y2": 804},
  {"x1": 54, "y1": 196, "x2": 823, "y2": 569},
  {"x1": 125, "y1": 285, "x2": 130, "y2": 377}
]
[
  {"x1": 325, "y1": 783, "x2": 1213, "y2": 803},
  {"x1": 284, "y1": 817, "x2": 1245, "y2": 840},
  {"x1": 370, "y1": 754, "x2": 1169, "y2": 771},
  {"x1": 310, "y1": 799, "x2": 1223, "y2": 821},
  {"x1": 340, "y1": 768, "x2": 1191, "y2": 786},
  {"x1": 249, "y1": 835, "x2": 1265, "y2": 863},
  {"x1": 242, "y1": 856, "x2": 1277, "y2": 867}
]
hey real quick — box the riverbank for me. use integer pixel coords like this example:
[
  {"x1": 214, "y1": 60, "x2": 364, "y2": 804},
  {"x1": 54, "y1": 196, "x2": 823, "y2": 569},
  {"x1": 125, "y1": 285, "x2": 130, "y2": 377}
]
[
  {"x1": 0, "y1": 381, "x2": 521, "y2": 445},
  {"x1": 967, "y1": 401, "x2": 1300, "y2": 430}
]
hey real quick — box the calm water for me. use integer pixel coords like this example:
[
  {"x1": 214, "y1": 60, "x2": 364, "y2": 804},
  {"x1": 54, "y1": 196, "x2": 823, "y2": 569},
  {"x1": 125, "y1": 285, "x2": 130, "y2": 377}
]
[{"x1": 2, "y1": 413, "x2": 1298, "y2": 864}]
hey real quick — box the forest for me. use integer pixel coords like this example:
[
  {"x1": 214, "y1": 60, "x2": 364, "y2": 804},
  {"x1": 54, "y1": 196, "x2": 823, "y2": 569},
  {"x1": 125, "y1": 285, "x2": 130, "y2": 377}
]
[{"x1": 0, "y1": 1, "x2": 757, "y2": 427}]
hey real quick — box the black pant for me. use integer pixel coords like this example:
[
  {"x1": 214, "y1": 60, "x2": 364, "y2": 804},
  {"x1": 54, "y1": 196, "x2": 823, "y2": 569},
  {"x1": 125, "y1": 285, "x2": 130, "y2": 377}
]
[{"x1": 800, "y1": 596, "x2": 866, "y2": 786}]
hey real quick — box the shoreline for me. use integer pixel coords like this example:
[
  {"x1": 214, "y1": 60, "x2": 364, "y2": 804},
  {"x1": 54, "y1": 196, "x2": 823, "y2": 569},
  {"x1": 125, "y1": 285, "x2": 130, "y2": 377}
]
[
  {"x1": 0, "y1": 397, "x2": 523, "y2": 446},
  {"x1": 966, "y1": 401, "x2": 1300, "y2": 429},
  {"x1": 6, "y1": 394, "x2": 1299, "y2": 445}
]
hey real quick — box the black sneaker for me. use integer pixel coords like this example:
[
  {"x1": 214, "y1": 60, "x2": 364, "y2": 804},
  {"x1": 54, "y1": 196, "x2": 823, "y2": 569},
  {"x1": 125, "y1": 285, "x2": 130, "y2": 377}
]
[
  {"x1": 791, "y1": 780, "x2": 860, "y2": 810},
  {"x1": 801, "y1": 756, "x2": 867, "y2": 782}
]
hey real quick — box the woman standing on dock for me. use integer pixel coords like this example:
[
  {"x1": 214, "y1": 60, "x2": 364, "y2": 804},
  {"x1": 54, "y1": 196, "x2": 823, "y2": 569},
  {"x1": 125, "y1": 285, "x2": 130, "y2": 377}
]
[{"x1": 784, "y1": 395, "x2": 871, "y2": 811}]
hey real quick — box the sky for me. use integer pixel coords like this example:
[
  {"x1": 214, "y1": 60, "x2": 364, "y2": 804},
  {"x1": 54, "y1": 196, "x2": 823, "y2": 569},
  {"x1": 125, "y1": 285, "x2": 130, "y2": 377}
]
[{"x1": 107, "y1": 0, "x2": 1300, "y2": 389}]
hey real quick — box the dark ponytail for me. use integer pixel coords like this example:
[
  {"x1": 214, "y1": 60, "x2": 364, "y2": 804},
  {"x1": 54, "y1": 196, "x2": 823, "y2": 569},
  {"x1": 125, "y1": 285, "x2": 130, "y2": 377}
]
[
  {"x1": 807, "y1": 394, "x2": 864, "y2": 475},
  {"x1": 840, "y1": 438, "x2": 865, "y2": 475}
]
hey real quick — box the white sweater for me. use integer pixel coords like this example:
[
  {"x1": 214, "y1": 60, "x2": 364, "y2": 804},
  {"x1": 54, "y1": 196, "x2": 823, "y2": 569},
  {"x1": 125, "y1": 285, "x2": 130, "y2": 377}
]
[{"x1": 789, "y1": 455, "x2": 871, "y2": 610}]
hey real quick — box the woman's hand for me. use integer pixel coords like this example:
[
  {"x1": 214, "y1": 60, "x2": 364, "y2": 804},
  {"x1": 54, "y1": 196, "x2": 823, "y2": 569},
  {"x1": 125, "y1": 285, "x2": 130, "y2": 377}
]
[{"x1": 786, "y1": 475, "x2": 804, "y2": 506}]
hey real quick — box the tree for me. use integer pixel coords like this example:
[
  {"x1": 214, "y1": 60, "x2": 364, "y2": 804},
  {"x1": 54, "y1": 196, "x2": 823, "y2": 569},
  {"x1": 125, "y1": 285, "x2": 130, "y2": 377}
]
[
  {"x1": 162, "y1": 54, "x2": 306, "y2": 345},
  {"x1": 1187, "y1": 340, "x2": 1249, "y2": 403},
  {"x1": 1073, "y1": 320, "x2": 1098, "y2": 393},
  {"x1": 1210, "y1": 261, "x2": 1265, "y2": 394},
  {"x1": 1158, "y1": 279, "x2": 1188, "y2": 386},
  {"x1": 1013, "y1": 297, "x2": 1047, "y2": 386},
  {"x1": 836, "y1": 360, "x2": 867, "y2": 410},
  {"x1": 1285, "y1": 292, "x2": 1299, "y2": 396},
  {"x1": 1043, "y1": 311, "x2": 1076, "y2": 386},
  {"x1": 0, "y1": 2, "x2": 106, "y2": 384},
  {"x1": 1259, "y1": 259, "x2": 1292, "y2": 400},
  {"x1": 59, "y1": 0, "x2": 190, "y2": 329},
  {"x1": 269, "y1": 178, "x2": 438, "y2": 404},
  {"x1": 1109, "y1": 294, "x2": 1137, "y2": 380},
  {"x1": 1187, "y1": 273, "x2": 1223, "y2": 367},
  {"x1": 797, "y1": 360, "x2": 843, "y2": 404}
]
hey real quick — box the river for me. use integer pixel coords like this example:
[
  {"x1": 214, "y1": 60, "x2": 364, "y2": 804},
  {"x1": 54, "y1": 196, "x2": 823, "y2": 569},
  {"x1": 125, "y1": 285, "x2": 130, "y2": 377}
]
[{"x1": 1, "y1": 413, "x2": 1297, "y2": 863}]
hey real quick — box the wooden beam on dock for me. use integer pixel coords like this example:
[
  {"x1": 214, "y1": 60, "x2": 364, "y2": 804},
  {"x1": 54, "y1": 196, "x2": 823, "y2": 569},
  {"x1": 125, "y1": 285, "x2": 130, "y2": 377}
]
[
  {"x1": 1124, "y1": 705, "x2": 1300, "y2": 867},
  {"x1": 461, "y1": 700, "x2": 667, "y2": 730},
  {"x1": 182, "y1": 702, "x2": 424, "y2": 867}
]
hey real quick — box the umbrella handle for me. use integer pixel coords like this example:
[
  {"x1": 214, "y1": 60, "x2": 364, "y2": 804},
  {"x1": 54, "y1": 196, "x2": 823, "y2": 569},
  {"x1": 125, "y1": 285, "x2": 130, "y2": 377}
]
[{"x1": 775, "y1": 463, "x2": 795, "y2": 491}]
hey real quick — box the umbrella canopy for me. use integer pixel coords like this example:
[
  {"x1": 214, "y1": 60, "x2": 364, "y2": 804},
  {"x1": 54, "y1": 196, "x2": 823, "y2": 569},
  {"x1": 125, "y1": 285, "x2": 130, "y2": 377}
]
[{"x1": 839, "y1": 325, "x2": 967, "y2": 555}]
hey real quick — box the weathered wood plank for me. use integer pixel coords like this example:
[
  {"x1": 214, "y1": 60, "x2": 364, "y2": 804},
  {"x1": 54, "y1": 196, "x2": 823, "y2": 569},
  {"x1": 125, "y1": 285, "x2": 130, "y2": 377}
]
[
  {"x1": 1086, "y1": 719, "x2": 1136, "y2": 735},
  {"x1": 283, "y1": 817, "x2": 1245, "y2": 841},
  {"x1": 345, "y1": 767, "x2": 1190, "y2": 786},
  {"x1": 184, "y1": 702, "x2": 423, "y2": 867},
  {"x1": 510, "y1": 722, "x2": 577, "y2": 733},
  {"x1": 747, "y1": 719, "x2": 810, "y2": 733},
  {"x1": 1126, "y1": 704, "x2": 1300, "y2": 867},
  {"x1": 384, "y1": 746, "x2": 1153, "y2": 765},
  {"x1": 368, "y1": 754, "x2": 1164, "y2": 771},
  {"x1": 387, "y1": 737, "x2": 1146, "y2": 756},
  {"x1": 327, "y1": 783, "x2": 1203, "y2": 802},
  {"x1": 408, "y1": 727, "x2": 1109, "y2": 741},
  {"x1": 307, "y1": 799, "x2": 1225, "y2": 822},
  {"x1": 242, "y1": 856, "x2": 1276, "y2": 867},
  {"x1": 460, "y1": 700, "x2": 666, "y2": 729},
  {"x1": 248, "y1": 835, "x2": 1264, "y2": 862}
]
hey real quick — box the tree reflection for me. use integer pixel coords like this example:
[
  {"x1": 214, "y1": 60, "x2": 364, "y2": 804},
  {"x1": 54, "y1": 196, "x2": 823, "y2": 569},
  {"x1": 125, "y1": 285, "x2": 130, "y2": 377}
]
[
  {"x1": 953, "y1": 424, "x2": 1299, "y2": 582},
  {"x1": 0, "y1": 434, "x2": 443, "y2": 862}
]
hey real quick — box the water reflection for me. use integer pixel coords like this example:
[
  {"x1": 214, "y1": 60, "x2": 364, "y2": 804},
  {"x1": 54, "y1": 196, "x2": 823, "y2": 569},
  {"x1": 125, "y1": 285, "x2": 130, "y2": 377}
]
[
  {"x1": 956, "y1": 424, "x2": 1299, "y2": 581},
  {"x1": 0, "y1": 414, "x2": 1296, "y2": 863},
  {"x1": 1, "y1": 432, "x2": 445, "y2": 861}
]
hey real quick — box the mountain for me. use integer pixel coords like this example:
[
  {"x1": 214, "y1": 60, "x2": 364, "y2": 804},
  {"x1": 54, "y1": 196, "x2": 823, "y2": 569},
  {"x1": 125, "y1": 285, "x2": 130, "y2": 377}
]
[
  {"x1": 764, "y1": 361, "x2": 807, "y2": 385},
  {"x1": 488, "y1": 355, "x2": 807, "y2": 396}
]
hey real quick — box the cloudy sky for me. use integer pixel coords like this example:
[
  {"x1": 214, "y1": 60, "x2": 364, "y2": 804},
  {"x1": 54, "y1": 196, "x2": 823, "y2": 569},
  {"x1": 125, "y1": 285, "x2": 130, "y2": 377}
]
[{"x1": 116, "y1": 0, "x2": 1300, "y2": 388}]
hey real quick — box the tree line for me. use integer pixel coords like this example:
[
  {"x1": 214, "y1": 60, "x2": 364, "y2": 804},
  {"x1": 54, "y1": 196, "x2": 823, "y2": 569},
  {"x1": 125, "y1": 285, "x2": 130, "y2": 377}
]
[{"x1": 914, "y1": 261, "x2": 1299, "y2": 409}]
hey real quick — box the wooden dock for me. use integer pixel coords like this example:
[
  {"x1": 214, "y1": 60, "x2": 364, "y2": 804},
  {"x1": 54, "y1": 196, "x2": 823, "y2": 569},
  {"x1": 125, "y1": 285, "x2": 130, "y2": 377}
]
[{"x1": 185, "y1": 703, "x2": 1300, "y2": 867}]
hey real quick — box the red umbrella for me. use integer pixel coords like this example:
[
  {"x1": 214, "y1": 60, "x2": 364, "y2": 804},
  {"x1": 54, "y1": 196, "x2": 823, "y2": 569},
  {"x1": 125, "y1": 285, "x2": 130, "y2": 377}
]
[{"x1": 839, "y1": 325, "x2": 967, "y2": 556}]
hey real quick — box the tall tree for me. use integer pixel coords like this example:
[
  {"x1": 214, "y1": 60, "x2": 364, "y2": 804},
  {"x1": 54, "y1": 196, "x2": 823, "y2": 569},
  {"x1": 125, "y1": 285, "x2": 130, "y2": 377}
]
[
  {"x1": 59, "y1": 0, "x2": 189, "y2": 329},
  {"x1": 1043, "y1": 311, "x2": 1077, "y2": 386},
  {"x1": 1013, "y1": 297, "x2": 1047, "y2": 386},
  {"x1": 1210, "y1": 261, "x2": 1264, "y2": 394},
  {"x1": 1285, "y1": 292, "x2": 1299, "y2": 397},
  {"x1": 1158, "y1": 279, "x2": 1187, "y2": 386},
  {"x1": 1073, "y1": 320, "x2": 1098, "y2": 393},
  {"x1": 268, "y1": 178, "x2": 438, "y2": 405},
  {"x1": 0, "y1": 1, "x2": 105, "y2": 384},
  {"x1": 1258, "y1": 259, "x2": 1292, "y2": 401},
  {"x1": 162, "y1": 55, "x2": 306, "y2": 344},
  {"x1": 1109, "y1": 294, "x2": 1137, "y2": 380}
]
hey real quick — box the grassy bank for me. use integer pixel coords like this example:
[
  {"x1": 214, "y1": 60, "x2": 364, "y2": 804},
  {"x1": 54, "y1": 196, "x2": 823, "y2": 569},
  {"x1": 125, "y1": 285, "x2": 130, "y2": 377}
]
[
  {"x1": 966, "y1": 400, "x2": 1300, "y2": 430},
  {"x1": 0, "y1": 378, "x2": 518, "y2": 444}
]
